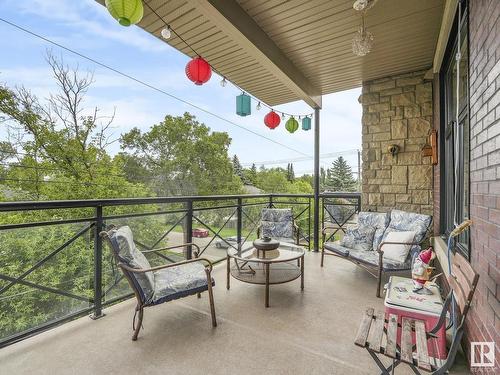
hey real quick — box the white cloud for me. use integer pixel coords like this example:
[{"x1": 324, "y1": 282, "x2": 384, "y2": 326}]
[{"x1": 5, "y1": 0, "x2": 170, "y2": 53}]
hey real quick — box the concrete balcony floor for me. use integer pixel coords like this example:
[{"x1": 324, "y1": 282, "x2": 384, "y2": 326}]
[{"x1": 0, "y1": 252, "x2": 469, "y2": 375}]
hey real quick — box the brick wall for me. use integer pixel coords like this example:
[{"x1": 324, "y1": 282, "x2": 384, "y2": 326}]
[
  {"x1": 360, "y1": 70, "x2": 434, "y2": 216},
  {"x1": 466, "y1": 0, "x2": 500, "y2": 370},
  {"x1": 433, "y1": 73, "x2": 441, "y2": 235}
]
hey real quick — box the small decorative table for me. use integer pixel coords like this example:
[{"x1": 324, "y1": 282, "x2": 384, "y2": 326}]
[
  {"x1": 385, "y1": 276, "x2": 447, "y2": 359},
  {"x1": 226, "y1": 242, "x2": 305, "y2": 307}
]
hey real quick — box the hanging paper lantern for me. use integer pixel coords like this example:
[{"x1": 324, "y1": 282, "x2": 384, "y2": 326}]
[
  {"x1": 105, "y1": 0, "x2": 144, "y2": 27},
  {"x1": 302, "y1": 116, "x2": 312, "y2": 131},
  {"x1": 285, "y1": 117, "x2": 299, "y2": 133},
  {"x1": 185, "y1": 57, "x2": 212, "y2": 85},
  {"x1": 236, "y1": 93, "x2": 251, "y2": 117},
  {"x1": 264, "y1": 111, "x2": 280, "y2": 129}
]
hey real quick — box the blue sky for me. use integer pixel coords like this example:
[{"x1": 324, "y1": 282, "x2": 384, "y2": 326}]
[{"x1": 0, "y1": 0, "x2": 362, "y2": 176}]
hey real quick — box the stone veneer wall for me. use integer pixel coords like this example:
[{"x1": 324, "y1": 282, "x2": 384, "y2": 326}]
[{"x1": 360, "y1": 70, "x2": 434, "y2": 217}]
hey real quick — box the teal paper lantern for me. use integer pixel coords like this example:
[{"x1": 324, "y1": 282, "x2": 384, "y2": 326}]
[
  {"x1": 285, "y1": 117, "x2": 299, "y2": 133},
  {"x1": 105, "y1": 0, "x2": 144, "y2": 27},
  {"x1": 302, "y1": 116, "x2": 312, "y2": 131},
  {"x1": 236, "y1": 93, "x2": 251, "y2": 117}
]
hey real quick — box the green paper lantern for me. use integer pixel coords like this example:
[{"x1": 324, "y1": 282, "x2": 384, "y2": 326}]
[
  {"x1": 105, "y1": 0, "x2": 144, "y2": 27},
  {"x1": 302, "y1": 116, "x2": 312, "y2": 131},
  {"x1": 285, "y1": 117, "x2": 299, "y2": 133},
  {"x1": 236, "y1": 93, "x2": 251, "y2": 117}
]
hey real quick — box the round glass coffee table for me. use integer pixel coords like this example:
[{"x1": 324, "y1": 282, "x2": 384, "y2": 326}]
[{"x1": 226, "y1": 242, "x2": 305, "y2": 307}]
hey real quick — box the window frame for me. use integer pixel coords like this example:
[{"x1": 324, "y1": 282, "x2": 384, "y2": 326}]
[{"x1": 439, "y1": 3, "x2": 471, "y2": 260}]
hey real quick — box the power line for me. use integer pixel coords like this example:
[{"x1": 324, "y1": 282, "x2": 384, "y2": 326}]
[
  {"x1": 241, "y1": 149, "x2": 359, "y2": 167},
  {"x1": 0, "y1": 17, "x2": 309, "y2": 157}
]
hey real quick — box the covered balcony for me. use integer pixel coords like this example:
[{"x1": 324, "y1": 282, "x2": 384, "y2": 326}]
[{"x1": 1, "y1": 0, "x2": 499, "y2": 374}]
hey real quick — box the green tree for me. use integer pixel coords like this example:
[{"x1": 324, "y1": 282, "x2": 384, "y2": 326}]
[
  {"x1": 120, "y1": 113, "x2": 243, "y2": 196},
  {"x1": 286, "y1": 163, "x2": 295, "y2": 182},
  {"x1": 255, "y1": 168, "x2": 289, "y2": 193},
  {"x1": 232, "y1": 155, "x2": 247, "y2": 183},
  {"x1": 320, "y1": 167, "x2": 326, "y2": 190},
  {"x1": 0, "y1": 53, "x2": 148, "y2": 201},
  {"x1": 325, "y1": 156, "x2": 357, "y2": 192}
]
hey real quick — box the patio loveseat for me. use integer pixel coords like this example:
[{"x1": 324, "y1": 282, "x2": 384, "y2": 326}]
[{"x1": 321, "y1": 209, "x2": 432, "y2": 297}]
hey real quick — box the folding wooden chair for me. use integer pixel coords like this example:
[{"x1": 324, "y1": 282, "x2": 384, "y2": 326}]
[{"x1": 354, "y1": 253, "x2": 479, "y2": 374}]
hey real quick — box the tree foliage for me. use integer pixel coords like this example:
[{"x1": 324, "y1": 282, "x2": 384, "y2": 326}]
[
  {"x1": 324, "y1": 156, "x2": 357, "y2": 192},
  {"x1": 120, "y1": 113, "x2": 243, "y2": 196}
]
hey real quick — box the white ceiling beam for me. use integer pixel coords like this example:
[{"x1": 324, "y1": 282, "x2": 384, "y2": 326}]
[
  {"x1": 432, "y1": 0, "x2": 458, "y2": 73},
  {"x1": 195, "y1": 0, "x2": 322, "y2": 109}
]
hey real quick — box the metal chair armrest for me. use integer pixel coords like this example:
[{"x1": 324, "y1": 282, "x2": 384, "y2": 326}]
[{"x1": 118, "y1": 257, "x2": 213, "y2": 274}]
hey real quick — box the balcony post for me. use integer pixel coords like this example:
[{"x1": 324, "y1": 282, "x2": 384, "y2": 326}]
[
  {"x1": 237, "y1": 197, "x2": 242, "y2": 249},
  {"x1": 91, "y1": 205, "x2": 104, "y2": 320},
  {"x1": 313, "y1": 107, "x2": 321, "y2": 252},
  {"x1": 185, "y1": 200, "x2": 193, "y2": 259}
]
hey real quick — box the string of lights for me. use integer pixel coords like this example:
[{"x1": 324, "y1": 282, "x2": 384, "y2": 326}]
[
  {"x1": 143, "y1": 1, "x2": 314, "y2": 120},
  {"x1": 0, "y1": 17, "x2": 310, "y2": 157}
]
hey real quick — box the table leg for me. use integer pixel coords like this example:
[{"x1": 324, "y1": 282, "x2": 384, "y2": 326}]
[
  {"x1": 226, "y1": 255, "x2": 230, "y2": 290},
  {"x1": 265, "y1": 263, "x2": 270, "y2": 308},
  {"x1": 301, "y1": 255, "x2": 304, "y2": 290}
]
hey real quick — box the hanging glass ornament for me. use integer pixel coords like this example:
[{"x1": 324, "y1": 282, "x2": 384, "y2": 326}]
[{"x1": 352, "y1": 15, "x2": 373, "y2": 56}]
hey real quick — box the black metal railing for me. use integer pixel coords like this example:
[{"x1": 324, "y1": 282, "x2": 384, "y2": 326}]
[{"x1": 0, "y1": 192, "x2": 359, "y2": 347}]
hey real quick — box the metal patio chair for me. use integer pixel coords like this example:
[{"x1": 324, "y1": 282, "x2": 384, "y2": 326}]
[
  {"x1": 101, "y1": 225, "x2": 216, "y2": 341},
  {"x1": 256, "y1": 208, "x2": 300, "y2": 245},
  {"x1": 354, "y1": 252, "x2": 479, "y2": 374}
]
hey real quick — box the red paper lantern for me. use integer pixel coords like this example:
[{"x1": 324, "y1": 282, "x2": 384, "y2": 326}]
[
  {"x1": 185, "y1": 57, "x2": 212, "y2": 85},
  {"x1": 264, "y1": 111, "x2": 281, "y2": 129}
]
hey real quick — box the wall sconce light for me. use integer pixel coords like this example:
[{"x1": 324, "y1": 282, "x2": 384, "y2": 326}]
[
  {"x1": 387, "y1": 144, "x2": 400, "y2": 157},
  {"x1": 421, "y1": 130, "x2": 438, "y2": 165}
]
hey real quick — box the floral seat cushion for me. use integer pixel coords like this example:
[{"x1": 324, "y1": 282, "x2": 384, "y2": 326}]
[
  {"x1": 261, "y1": 208, "x2": 294, "y2": 240},
  {"x1": 324, "y1": 241, "x2": 351, "y2": 256},
  {"x1": 152, "y1": 262, "x2": 211, "y2": 305},
  {"x1": 348, "y1": 248, "x2": 414, "y2": 271}
]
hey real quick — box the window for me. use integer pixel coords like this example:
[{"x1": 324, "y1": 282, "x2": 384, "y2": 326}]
[{"x1": 440, "y1": 4, "x2": 470, "y2": 258}]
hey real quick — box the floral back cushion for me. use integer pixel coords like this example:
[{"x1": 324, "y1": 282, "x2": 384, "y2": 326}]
[
  {"x1": 358, "y1": 212, "x2": 390, "y2": 251},
  {"x1": 340, "y1": 225, "x2": 376, "y2": 251}
]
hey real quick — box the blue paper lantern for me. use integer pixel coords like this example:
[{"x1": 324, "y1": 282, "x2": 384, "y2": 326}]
[
  {"x1": 302, "y1": 116, "x2": 312, "y2": 131},
  {"x1": 236, "y1": 93, "x2": 251, "y2": 117}
]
